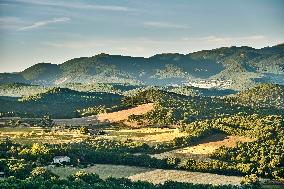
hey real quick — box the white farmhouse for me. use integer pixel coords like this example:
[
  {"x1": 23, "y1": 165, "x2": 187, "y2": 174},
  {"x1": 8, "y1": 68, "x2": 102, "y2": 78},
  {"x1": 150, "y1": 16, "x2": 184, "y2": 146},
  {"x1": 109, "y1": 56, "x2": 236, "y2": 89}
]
[{"x1": 53, "y1": 156, "x2": 70, "y2": 164}]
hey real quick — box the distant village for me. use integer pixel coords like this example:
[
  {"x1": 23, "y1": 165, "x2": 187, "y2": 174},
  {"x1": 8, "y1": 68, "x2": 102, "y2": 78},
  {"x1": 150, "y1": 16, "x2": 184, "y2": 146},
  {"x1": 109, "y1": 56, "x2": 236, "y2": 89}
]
[{"x1": 186, "y1": 79, "x2": 232, "y2": 89}]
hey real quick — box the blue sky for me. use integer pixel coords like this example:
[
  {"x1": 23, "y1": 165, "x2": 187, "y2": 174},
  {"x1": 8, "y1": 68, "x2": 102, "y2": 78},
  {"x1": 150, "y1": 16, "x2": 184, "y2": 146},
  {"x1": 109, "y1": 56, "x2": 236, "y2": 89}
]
[{"x1": 0, "y1": 0, "x2": 284, "y2": 72}]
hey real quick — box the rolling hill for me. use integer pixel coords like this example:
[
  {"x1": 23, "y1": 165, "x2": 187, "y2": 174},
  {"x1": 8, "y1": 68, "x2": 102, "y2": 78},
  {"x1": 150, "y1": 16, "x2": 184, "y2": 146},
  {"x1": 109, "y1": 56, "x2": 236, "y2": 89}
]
[
  {"x1": 228, "y1": 83, "x2": 284, "y2": 109},
  {"x1": 0, "y1": 87, "x2": 122, "y2": 118}
]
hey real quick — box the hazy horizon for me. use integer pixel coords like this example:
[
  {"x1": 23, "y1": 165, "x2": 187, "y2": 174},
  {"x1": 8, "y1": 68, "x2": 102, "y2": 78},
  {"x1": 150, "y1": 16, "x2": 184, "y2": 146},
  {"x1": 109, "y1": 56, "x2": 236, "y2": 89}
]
[{"x1": 1, "y1": 0, "x2": 284, "y2": 72}]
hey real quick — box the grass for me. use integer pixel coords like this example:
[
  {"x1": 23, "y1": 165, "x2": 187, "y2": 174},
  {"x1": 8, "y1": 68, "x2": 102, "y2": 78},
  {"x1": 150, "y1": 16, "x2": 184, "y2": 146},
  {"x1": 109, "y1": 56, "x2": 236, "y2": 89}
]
[
  {"x1": 130, "y1": 169, "x2": 244, "y2": 186},
  {"x1": 0, "y1": 126, "x2": 187, "y2": 145},
  {"x1": 102, "y1": 128, "x2": 187, "y2": 145},
  {"x1": 0, "y1": 126, "x2": 87, "y2": 144},
  {"x1": 47, "y1": 164, "x2": 153, "y2": 179}
]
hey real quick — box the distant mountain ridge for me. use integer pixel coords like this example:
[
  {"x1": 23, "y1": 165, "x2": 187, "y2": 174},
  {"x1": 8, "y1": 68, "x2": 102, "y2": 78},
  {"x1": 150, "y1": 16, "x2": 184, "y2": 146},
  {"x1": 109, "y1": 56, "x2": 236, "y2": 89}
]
[{"x1": 1, "y1": 44, "x2": 283, "y2": 90}]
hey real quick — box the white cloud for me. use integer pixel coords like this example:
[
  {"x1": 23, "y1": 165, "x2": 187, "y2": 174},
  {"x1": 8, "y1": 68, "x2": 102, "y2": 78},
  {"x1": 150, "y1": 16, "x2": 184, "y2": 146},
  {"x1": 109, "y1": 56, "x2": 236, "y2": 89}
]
[
  {"x1": 12, "y1": 0, "x2": 132, "y2": 12},
  {"x1": 17, "y1": 17, "x2": 70, "y2": 31},
  {"x1": 144, "y1": 21, "x2": 190, "y2": 29}
]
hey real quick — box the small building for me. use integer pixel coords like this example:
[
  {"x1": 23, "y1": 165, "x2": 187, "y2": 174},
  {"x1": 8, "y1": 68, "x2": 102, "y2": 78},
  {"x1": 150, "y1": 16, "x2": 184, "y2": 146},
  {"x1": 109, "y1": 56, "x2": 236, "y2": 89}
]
[{"x1": 53, "y1": 156, "x2": 70, "y2": 164}]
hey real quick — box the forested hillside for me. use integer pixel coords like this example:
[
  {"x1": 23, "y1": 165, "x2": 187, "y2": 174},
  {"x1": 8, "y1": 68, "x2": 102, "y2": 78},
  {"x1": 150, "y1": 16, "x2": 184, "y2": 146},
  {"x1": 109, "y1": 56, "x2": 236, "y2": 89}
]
[
  {"x1": 1, "y1": 44, "x2": 283, "y2": 90},
  {"x1": 228, "y1": 83, "x2": 284, "y2": 108},
  {"x1": 0, "y1": 87, "x2": 122, "y2": 118}
]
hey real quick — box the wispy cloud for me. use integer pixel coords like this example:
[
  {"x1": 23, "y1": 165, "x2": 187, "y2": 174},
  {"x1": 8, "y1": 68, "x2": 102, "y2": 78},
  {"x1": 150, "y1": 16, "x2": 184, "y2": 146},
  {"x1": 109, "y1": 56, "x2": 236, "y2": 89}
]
[
  {"x1": 144, "y1": 21, "x2": 190, "y2": 29},
  {"x1": 12, "y1": 0, "x2": 133, "y2": 12},
  {"x1": 17, "y1": 17, "x2": 70, "y2": 31}
]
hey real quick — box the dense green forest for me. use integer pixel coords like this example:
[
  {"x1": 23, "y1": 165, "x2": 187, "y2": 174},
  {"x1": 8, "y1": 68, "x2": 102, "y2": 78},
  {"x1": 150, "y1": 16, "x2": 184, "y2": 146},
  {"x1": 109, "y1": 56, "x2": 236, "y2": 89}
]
[
  {"x1": 127, "y1": 84, "x2": 284, "y2": 126},
  {"x1": 228, "y1": 83, "x2": 284, "y2": 108},
  {"x1": 0, "y1": 87, "x2": 122, "y2": 118}
]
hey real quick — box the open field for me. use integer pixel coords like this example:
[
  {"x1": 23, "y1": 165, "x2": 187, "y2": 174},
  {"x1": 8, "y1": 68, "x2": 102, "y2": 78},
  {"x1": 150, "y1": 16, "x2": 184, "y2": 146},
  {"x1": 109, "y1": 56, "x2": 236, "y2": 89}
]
[
  {"x1": 47, "y1": 164, "x2": 153, "y2": 179},
  {"x1": 0, "y1": 126, "x2": 185, "y2": 145},
  {"x1": 0, "y1": 127, "x2": 87, "y2": 144},
  {"x1": 48, "y1": 164, "x2": 244, "y2": 186},
  {"x1": 97, "y1": 103, "x2": 154, "y2": 123},
  {"x1": 152, "y1": 134, "x2": 255, "y2": 160},
  {"x1": 129, "y1": 169, "x2": 243, "y2": 185},
  {"x1": 102, "y1": 128, "x2": 187, "y2": 144}
]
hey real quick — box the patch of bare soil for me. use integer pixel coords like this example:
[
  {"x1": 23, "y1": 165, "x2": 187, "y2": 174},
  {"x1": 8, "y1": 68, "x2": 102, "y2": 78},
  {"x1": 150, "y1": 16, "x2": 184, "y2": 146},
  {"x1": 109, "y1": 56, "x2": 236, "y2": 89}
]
[{"x1": 96, "y1": 103, "x2": 154, "y2": 123}]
